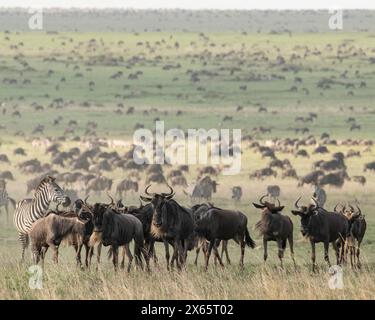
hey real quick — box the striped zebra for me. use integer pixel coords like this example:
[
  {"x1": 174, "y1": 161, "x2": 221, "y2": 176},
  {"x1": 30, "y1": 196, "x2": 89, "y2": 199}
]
[
  {"x1": 0, "y1": 185, "x2": 16, "y2": 222},
  {"x1": 13, "y1": 176, "x2": 71, "y2": 260}
]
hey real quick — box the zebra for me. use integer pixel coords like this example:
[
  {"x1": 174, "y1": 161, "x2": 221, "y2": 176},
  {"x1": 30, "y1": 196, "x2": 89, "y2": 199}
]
[
  {"x1": 0, "y1": 183, "x2": 16, "y2": 222},
  {"x1": 13, "y1": 176, "x2": 71, "y2": 260}
]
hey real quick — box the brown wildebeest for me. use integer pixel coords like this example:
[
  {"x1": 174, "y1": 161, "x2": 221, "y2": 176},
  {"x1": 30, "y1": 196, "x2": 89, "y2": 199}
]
[
  {"x1": 253, "y1": 195, "x2": 295, "y2": 268},
  {"x1": 334, "y1": 202, "x2": 367, "y2": 269},
  {"x1": 29, "y1": 213, "x2": 87, "y2": 264},
  {"x1": 194, "y1": 205, "x2": 255, "y2": 270},
  {"x1": 292, "y1": 197, "x2": 348, "y2": 272}
]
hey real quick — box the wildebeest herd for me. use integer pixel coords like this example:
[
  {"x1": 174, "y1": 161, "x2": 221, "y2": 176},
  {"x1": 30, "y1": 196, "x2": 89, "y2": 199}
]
[{"x1": 13, "y1": 176, "x2": 367, "y2": 273}]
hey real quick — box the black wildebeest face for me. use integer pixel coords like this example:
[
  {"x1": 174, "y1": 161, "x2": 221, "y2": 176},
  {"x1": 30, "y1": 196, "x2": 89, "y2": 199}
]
[
  {"x1": 140, "y1": 184, "x2": 175, "y2": 228},
  {"x1": 92, "y1": 203, "x2": 107, "y2": 232},
  {"x1": 252, "y1": 194, "x2": 285, "y2": 214},
  {"x1": 291, "y1": 196, "x2": 318, "y2": 236}
]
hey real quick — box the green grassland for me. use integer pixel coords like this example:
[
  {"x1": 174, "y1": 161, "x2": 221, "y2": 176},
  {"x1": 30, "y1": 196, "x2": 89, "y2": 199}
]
[{"x1": 0, "y1": 30, "x2": 375, "y2": 299}]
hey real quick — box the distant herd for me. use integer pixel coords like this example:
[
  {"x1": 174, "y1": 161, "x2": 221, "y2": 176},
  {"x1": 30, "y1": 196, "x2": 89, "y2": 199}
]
[{"x1": 10, "y1": 176, "x2": 367, "y2": 273}]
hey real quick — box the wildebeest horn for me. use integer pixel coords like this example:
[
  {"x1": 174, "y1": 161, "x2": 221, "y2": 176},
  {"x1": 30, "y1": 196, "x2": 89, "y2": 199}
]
[
  {"x1": 311, "y1": 196, "x2": 319, "y2": 208},
  {"x1": 162, "y1": 184, "x2": 174, "y2": 197},
  {"x1": 356, "y1": 204, "x2": 362, "y2": 215},
  {"x1": 259, "y1": 194, "x2": 268, "y2": 205},
  {"x1": 294, "y1": 196, "x2": 302, "y2": 209},
  {"x1": 276, "y1": 198, "x2": 281, "y2": 207},
  {"x1": 334, "y1": 203, "x2": 341, "y2": 212},
  {"x1": 348, "y1": 203, "x2": 355, "y2": 213},
  {"x1": 84, "y1": 195, "x2": 89, "y2": 206},
  {"x1": 144, "y1": 184, "x2": 155, "y2": 196},
  {"x1": 106, "y1": 192, "x2": 114, "y2": 206}
]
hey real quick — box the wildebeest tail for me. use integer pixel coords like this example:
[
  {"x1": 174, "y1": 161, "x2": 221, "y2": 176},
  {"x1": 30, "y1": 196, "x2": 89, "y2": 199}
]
[{"x1": 245, "y1": 227, "x2": 256, "y2": 248}]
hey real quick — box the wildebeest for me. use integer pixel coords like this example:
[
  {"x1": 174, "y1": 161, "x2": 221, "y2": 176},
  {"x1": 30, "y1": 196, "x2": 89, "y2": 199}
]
[
  {"x1": 364, "y1": 161, "x2": 375, "y2": 172},
  {"x1": 352, "y1": 176, "x2": 366, "y2": 186},
  {"x1": 266, "y1": 185, "x2": 280, "y2": 202},
  {"x1": 194, "y1": 205, "x2": 255, "y2": 270},
  {"x1": 231, "y1": 186, "x2": 242, "y2": 201},
  {"x1": 249, "y1": 167, "x2": 277, "y2": 180},
  {"x1": 86, "y1": 176, "x2": 112, "y2": 195},
  {"x1": 29, "y1": 213, "x2": 87, "y2": 264},
  {"x1": 115, "y1": 179, "x2": 139, "y2": 198},
  {"x1": 253, "y1": 195, "x2": 295, "y2": 268},
  {"x1": 91, "y1": 203, "x2": 149, "y2": 272},
  {"x1": 318, "y1": 170, "x2": 350, "y2": 188},
  {"x1": 140, "y1": 185, "x2": 194, "y2": 270},
  {"x1": 334, "y1": 203, "x2": 367, "y2": 268},
  {"x1": 185, "y1": 176, "x2": 218, "y2": 202},
  {"x1": 292, "y1": 197, "x2": 348, "y2": 272},
  {"x1": 190, "y1": 203, "x2": 230, "y2": 266}
]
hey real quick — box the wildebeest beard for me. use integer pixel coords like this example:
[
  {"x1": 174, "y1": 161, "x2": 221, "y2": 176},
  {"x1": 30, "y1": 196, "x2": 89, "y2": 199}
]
[
  {"x1": 151, "y1": 202, "x2": 174, "y2": 239},
  {"x1": 255, "y1": 213, "x2": 282, "y2": 237},
  {"x1": 255, "y1": 214, "x2": 271, "y2": 236}
]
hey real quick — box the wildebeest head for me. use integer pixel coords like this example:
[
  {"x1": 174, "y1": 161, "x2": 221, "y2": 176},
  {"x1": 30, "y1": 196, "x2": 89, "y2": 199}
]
[
  {"x1": 91, "y1": 194, "x2": 115, "y2": 232},
  {"x1": 291, "y1": 196, "x2": 319, "y2": 236},
  {"x1": 252, "y1": 195, "x2": 284, "y2": 214},
  {"x1": 140, "y1": 184, "x2": 175, "y2": 229}
]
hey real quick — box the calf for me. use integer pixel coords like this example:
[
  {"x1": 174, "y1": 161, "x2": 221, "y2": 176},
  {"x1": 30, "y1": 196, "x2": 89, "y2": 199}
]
[
  {"x1": 253, "y1": 195, "x2": 295, "y2": 268},
  {"x1": 29, "y1": 213, "x2": 87, "y2": 264},
  {"x1": 334, "y1": 203, "x2": 367, "y2": 268},
  {"x1": 292, "y1": 197, "x2": 348, "y2": 272}
]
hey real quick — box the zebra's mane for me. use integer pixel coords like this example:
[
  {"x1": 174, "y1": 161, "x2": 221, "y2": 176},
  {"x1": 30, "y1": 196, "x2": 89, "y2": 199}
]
[{"x1": 33, "y1": 176, "x2": 56, "y2": 197}]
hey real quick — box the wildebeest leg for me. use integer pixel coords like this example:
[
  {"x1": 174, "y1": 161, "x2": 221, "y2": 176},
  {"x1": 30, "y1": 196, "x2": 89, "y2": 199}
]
[
  {"x1": 350, "y1": 246, "x2": 355, "y2": 269},
  {"x1": 120, "y1": 246, "x2": 126, "y2": 269},
  {"x1": 324, "y1": 242, "x2": 331, "y2": 268},
  {"x1": 88, "y1": 246, "x2": 94, "y2": 268},
  {"x1": 124, "y1": 244, "x2": 133, "y2": 273},
  {"x1": 163, "y1": 240, "x2": 171, "y2": 270},
  {"x1": 76, "y1": 243, "x2": 83, "y2": 267},
  {"x1": 263, "y1": 238, "x2": 268, "y2": 263},
  {"x1": 311, "y1": 241, "x2": 316, "y2": 272},
  {"x1": 239, "y1": 239, "x2": 245, "y2": 268},
  {"x1": 288, "y1": 235, "x2": 296, "y2": 268},
  {"x1": 96, "y1": 243, "x2": 102, "y2": 270},
  {"x1": 222, "y1": 241, "x2": 231, "y2": 264},
  {"x1": 213, "y1": 243, "x2": 224, "y2": 267},
  {"x1": 332, "y1": 241, "x2": 340, "y2": 266},
  {"x1": 277, "y1": 239, "x2": 286, "y2": 269},
  {"x1": 112, "y1": 246, "x2": 119, "y2": 271},
  {"x1": 49, "y1": 243, "x2": 59, "y2": 264},
  {"x1": 194, "y1": 247, "x2": 200, "y2": 266},
  {"x1": 205, "y1": 240, "x2": 216, "y2": 271},
  {"x1": 357, "y1": 241, "x2": 362, "y2": 269},
  {"x1": 84, "y1": 244, "x2": 90, "y2": 268}
]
